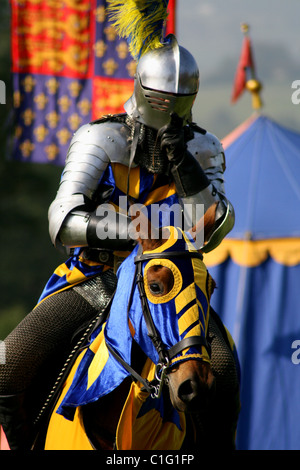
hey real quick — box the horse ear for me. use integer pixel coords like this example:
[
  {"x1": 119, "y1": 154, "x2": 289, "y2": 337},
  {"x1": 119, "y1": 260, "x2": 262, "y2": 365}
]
[{"x1": 188, "y1": 202, "x2": 218, "y2": 247}]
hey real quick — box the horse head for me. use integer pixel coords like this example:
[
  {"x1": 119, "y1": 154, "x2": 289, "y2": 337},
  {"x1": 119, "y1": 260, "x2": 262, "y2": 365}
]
[{"x1": 121, "y1": 203, "x2": 218, "y2": 413}]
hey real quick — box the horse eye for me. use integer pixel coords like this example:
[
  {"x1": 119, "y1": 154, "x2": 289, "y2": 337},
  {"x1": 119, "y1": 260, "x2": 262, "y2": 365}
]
[
  {"x1": 146, "y1": 266, "x2": 175, "y2": 298},
  {"x1": 149, "y1": 282, "x2": 164, "y2": 295}
]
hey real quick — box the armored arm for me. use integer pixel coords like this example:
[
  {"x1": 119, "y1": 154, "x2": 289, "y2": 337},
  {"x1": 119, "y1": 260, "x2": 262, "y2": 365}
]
[
  {"x1": 159, "y1": 115, "x2": 234, "y2": 252},
  {"x1": 48, "y1": 120, "x2": 134, "y2": 251},
  {"x1": 183, "y1": 129, "x2": 235, "y2": 252}
]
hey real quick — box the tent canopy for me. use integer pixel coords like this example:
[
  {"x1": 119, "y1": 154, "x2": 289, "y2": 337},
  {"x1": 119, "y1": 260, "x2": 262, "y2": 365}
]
[
  {"x1": 205, "y1": 114, "x2": 300, "y2": 268},
  {"x1": 222, "y1": 113, "x2": 300, "y2": 240}
]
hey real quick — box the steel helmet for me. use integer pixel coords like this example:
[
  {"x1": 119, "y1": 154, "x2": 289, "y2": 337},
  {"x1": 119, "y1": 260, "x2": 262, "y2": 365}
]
[{"x1": 124, "y1": 35, "x2": 199, "y2": 130}]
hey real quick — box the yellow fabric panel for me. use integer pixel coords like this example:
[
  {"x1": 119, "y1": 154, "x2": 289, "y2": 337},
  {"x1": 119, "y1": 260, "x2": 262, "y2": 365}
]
[
  {"x1": 144, "y1": 182, "x2": 176, "y2": 206},
  {"x1": 116, "y1": 359, "x2": 155, "y2": 449},
  {"x1": 192, "y1": 258, "x2": 210, "y2": 331},
  {"x1": 184, "y1": 323, "x2": 201, "y2": 337},
  {"x1": 116, "y1": 381, "x2": 150, "y2": 450},
  {"x1": 111, "y1": 163, "x2": 140, "y2": 198},
  {"x1": 175, "y1": 283, "x2": 196, "y2": 314},
  {"x1": 181, "y1": 229, "x2": 199, "y2": 252},
  {"x1": 179, "y1": 323, "x2": 210, "y2": 362},
  {"x1": 53, "y1": 263, "x2": 70, "y2": 278},
  {"x1": 54, "y1": 263, "x2": 87, "y2": 284},
  {"x1": 88, "y1": 323, "x2": 106, "y2": 354},
  {"x1": 192, "y1": 258, "x2": 208, "y2": 296},
  {"x1": 203, "y1": 238, "x2": 300, "y2": 267},
  {"x1": 87, "y1": 328, "x2": 109, "y2": 390},
  {"x1": 196, "y1": 295, "x2": 209, "y2": 334},
  {"x1": 44, "y1": 350, "x2": 93, "y2": 450},
  {"x1": 171, "y1": 352, "x2": 210, "y2": 365},
  {"x1": 78, "y1": 256, "x2": 104, "y2": 267},
  {"x1": 116, "y1": 359, "x2": 186, "y2": 450},
  {"x1": 178, "y1": 304, "x2": 199, "y2": 337},
  {"x1": 196, "y1": 299, "x2": 205, "y2": 318}
]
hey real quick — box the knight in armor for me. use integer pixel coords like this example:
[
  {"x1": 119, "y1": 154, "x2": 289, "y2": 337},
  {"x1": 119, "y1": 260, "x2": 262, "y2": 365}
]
[{"x1": 0, "y1": 35, "x2": 234, "y2": 450}]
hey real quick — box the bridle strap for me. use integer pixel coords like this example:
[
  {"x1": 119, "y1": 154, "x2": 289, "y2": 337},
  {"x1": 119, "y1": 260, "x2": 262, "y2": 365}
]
[
  {"x1": 134, "y1": 251, "x2": 203, "y2": 263},
  {"x1": 126, "y1": 261, "x2": 164, "y2": 356},
  {"x1": 135, "y1": 261, "x2": 168, "y2": 360},
  {"x1": 105, "y1": 342, "x2": 154, "y2": 394},
  {"x1": 168, "y1": 335, "x2": 211, "y2": 360}
]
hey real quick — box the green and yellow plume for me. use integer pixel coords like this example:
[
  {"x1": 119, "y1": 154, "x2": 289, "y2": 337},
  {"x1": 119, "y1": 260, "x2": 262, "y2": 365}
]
[{"x1": 106, "y1": 0, "x2": 169, "y2": 61}]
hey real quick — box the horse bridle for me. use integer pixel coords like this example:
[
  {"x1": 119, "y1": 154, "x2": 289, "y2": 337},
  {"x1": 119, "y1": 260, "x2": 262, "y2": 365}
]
[{"x1": 106, "y1": 246, "x2": 211, "y2": 399}]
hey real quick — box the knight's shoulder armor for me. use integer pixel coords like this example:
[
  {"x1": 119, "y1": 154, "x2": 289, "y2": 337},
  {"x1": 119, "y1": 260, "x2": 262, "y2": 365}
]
[
  {"x1": 59, "y1": 115, "x2": 133, "y2": 198},
  {"x1": 187, "y1": 126, "x2": 225, "y2": 173},
  {"x1": 72, "y1": 115, "x2": 133, "y2": 169},
  {"x1": 48, "y1": 114, "x2": 133, "y2": 246}
]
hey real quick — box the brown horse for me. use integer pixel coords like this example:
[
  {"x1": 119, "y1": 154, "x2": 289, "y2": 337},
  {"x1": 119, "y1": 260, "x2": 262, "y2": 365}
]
[{"x1": 35, "y1": 206, "x2": 240, "y2": 450}]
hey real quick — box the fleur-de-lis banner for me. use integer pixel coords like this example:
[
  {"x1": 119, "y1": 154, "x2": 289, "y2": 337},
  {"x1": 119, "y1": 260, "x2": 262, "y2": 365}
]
[{"x1": 11, "y1": 0, "x2": 176, "y2": 165}]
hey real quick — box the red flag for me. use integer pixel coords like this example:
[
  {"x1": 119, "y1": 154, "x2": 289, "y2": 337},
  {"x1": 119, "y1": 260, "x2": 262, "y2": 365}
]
[
  {"x1": 231, "y1": 35, "x2": 254, "y2": 103},
  {"x1": 166, "y1": 0, "x2": 176, "y2": 35}
]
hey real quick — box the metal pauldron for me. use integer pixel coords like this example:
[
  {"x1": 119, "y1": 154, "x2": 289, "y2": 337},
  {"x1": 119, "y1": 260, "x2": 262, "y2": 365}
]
[{"x1": 48, "y1": 120, "x2": 132, "y2": 248}]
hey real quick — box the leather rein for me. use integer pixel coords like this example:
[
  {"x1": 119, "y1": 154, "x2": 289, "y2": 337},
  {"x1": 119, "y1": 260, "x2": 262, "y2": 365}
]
[{"x1": 106, "y1": 247, "x2": 211, "y2": 399}]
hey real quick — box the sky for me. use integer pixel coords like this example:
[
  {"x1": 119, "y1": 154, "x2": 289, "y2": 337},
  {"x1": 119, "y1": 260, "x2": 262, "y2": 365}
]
[
  {"x1": 173, "y1": 0, "x2": 300, "y2": 136},
  {"x1": 176, "y1": 0, "x2": 300, "y2": 74}
]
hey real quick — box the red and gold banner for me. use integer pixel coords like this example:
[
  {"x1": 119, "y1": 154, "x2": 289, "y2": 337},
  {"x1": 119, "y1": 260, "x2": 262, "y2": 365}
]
[{"x1": 11, "y1": 0, "x2": 175, "y2": 165}]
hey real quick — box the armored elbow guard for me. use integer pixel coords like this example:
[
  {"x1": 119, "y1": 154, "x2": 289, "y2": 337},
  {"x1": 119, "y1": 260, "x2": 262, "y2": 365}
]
[
  {"x1": 59, "y1": 207, "x2": 135, "y2": 252},
  {"x1": 180, "y1": 127, "x2": 235, "y2": 251},
  {"x1": 201, "y1": 198, "x2": 235, "y2": 253},
  {"x1": 86, "y1": 208, "x2": 136, "y2": 251}
]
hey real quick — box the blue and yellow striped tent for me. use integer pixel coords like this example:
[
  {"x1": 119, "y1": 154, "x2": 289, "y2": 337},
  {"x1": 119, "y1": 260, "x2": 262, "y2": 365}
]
[{"x1": 203, "y1": 114, "x2": 300, "y2": 450}]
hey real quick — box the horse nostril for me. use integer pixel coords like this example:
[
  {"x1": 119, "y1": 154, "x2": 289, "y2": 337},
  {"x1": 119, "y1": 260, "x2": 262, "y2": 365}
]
[{"x1": 178, "y1": 379, "x2": 197, "y2": 403}]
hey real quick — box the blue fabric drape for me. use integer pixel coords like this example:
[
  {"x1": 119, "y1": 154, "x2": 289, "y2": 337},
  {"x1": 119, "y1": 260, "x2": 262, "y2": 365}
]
[{"x1": 208, "y1": 258, "x2": 300, "y2": 450}]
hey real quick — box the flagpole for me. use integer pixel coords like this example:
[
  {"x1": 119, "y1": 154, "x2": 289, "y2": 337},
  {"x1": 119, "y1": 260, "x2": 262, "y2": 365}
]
[
  {"x1": 242, "y1": 24, "x2": 263, "y2": 111},
  {"x1": 231, "y1": 23, "x2": 263, "y2": 111}
]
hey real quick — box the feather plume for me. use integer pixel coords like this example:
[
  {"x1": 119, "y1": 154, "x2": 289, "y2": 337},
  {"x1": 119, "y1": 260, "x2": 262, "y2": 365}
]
[{"x1": 106, "y1": 0, "x2": 169, "y2": 61}]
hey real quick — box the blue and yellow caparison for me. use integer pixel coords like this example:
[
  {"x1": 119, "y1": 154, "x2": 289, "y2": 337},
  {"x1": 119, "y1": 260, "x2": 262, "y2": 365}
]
[{"x1": 44, "y1": 226, "x2": 215, "y2": 450}]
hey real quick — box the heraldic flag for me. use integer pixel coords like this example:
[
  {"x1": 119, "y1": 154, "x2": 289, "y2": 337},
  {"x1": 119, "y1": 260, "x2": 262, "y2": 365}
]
[{"x1": 11, "y1": 0, "x2": 176, "y2": 165}]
